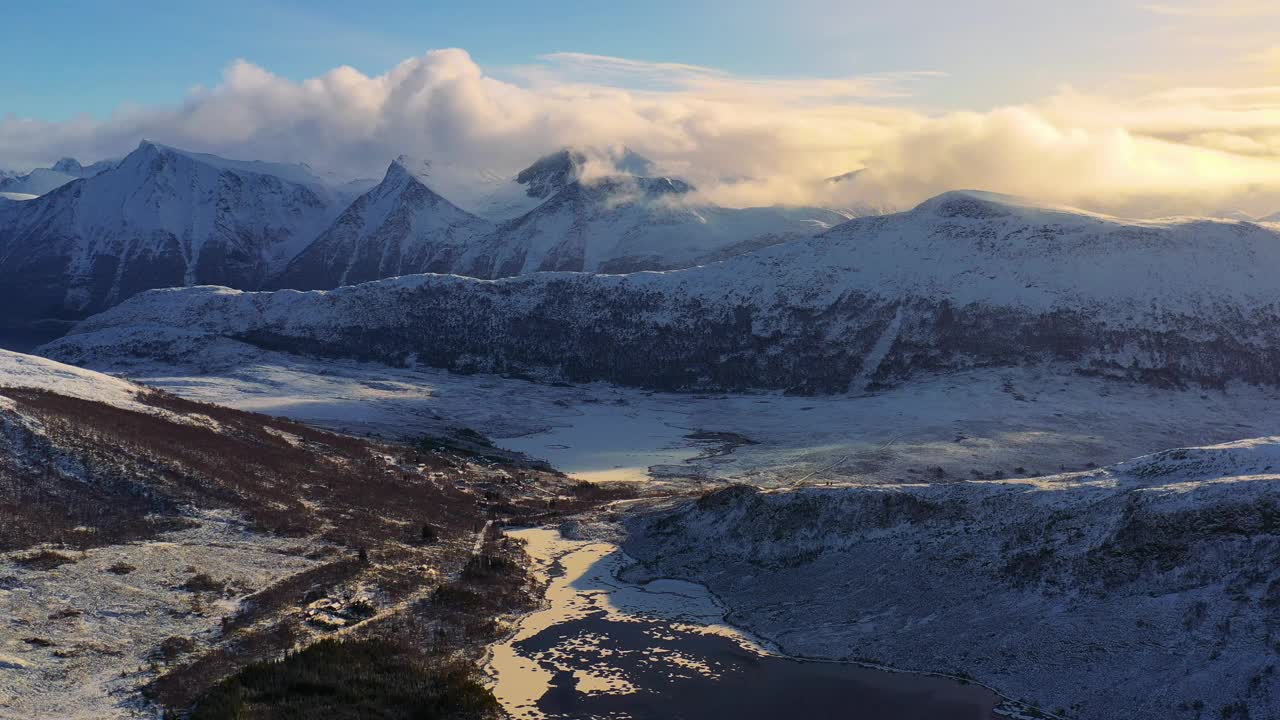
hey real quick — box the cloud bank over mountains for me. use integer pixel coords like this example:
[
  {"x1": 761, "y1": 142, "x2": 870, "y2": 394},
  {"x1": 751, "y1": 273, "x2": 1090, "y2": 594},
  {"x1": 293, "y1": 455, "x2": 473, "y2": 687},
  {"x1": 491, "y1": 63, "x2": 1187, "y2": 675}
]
[{"x1": 3, "y1": 48, "x2": 1279, "y2": 217}]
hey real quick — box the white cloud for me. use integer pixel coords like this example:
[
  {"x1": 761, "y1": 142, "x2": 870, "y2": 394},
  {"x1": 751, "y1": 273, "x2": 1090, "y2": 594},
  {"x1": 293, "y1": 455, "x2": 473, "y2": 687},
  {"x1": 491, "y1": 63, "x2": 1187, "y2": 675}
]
[
  {"x1": 1143, "y1": 1, "x2": 1280, "y2": 18},
  {"x1": 2, "y1": 48, "x2": 1280, "y2": 217}
]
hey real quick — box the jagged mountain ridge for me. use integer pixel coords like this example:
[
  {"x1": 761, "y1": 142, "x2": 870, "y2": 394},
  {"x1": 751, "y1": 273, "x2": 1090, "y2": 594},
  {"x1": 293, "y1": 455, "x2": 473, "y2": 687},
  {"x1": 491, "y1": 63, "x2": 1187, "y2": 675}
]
[
  {"x1": 461, "y1": 173, "x2": 848, "y2": 276},
  {"x1": 274, "y1": 149, "x2": 849, "y2": 286},
  {"x1": 0, "y1": 144, "x2": 853, "y2": 324},
  {"x1": 0, "y1": 157, "x2": 116, "y2": 197},
  {"x1": 45, "y1": 190, "x2": 1280, "y2": 394},
  {"x1": 271, "y1": 156, "x2": 495, "y2": 289},
  {"x1": 0, "y1": 142, "x2": 352, "y2": 324}
]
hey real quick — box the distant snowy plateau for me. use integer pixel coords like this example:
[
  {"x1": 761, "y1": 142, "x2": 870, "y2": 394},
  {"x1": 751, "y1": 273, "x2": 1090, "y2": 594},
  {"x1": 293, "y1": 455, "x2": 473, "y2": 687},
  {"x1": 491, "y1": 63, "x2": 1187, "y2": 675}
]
[{"x1": 3, "y1": 142, "x2": 1280, "y2": 719}]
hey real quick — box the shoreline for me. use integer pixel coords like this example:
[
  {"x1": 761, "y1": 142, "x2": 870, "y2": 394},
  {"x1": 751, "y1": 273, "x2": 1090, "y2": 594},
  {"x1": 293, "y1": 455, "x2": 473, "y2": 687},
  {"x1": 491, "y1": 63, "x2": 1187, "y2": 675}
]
[{"x1": 485, "y1": 522, "x2": 1038, "y2": 720}]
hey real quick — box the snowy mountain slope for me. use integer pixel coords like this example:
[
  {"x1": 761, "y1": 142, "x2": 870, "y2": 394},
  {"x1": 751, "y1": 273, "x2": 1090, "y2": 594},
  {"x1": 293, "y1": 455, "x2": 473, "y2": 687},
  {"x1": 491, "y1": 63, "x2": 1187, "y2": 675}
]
[
  {"x1": 0, "y1": 348, "x2": 148, "y2": 412},
  {"x1": 271, "y1": 156, "x2": 495, "y2": 290},
  {"x1": 0, "y1": 157, "x2": 116, "y2": 197},
  {"x1": 449, "y1": 146, "x2": 848, "y2": 276},
  {"x1": 274, "y1": 148, "x2": 848, "y2": 286},
  {"x1": 48, "y1": 190, "x2": 1280, "y2": 394},
  {"x1": 457, "y1": 174, "x2": 848, "y2": 276},
  {"x1": 0, "y1": 142, "x2": 349, "y2": 325},
  {"x1": 620, "y1": 438, "x2": 1280, "y2": 719}
]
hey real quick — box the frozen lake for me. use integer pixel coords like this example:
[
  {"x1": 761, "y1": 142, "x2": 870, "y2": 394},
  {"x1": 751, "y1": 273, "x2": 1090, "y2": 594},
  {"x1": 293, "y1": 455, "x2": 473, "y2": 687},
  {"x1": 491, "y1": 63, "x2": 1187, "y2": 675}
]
[
  {"x1": 495, "y1": 403, "x2": 695, "y2": 482},
  {"x1": 92, "y1": 346, "x2": 1280, "y2": 490}
]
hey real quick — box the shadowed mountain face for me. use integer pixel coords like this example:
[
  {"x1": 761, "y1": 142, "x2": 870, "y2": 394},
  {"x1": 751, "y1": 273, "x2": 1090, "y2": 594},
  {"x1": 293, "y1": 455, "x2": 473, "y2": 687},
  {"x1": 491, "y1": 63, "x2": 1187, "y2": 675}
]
[
  {"x1": 270, "y1": 157, "x2": 496, "y2": 290},
  {"x1": 514, "y1": 147, "x2": 654, "y2": 201},
  {"x1": 0, "y1": 157, "x2": 117, "y2": 197},
  {"x1": 0, "y1": 142, "x2": 348, "y2": 325},
  {"x1": 45, "y1": 191, "x2": 1280, "y2": 394},
  {"x1": 0, "y1": 144, "x2": 847, "y2": 327}
]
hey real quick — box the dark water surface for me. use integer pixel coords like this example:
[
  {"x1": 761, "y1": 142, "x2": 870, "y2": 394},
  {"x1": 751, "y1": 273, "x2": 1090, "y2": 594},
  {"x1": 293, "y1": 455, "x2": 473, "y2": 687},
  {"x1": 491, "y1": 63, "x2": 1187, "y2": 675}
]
[
  {"x1": 522, "y1": 611, "x2": 999, "y2": 719},
  {"x1": 0, "y1": 326, "x2": 70, "y2": 353},
  {"x1": 500, "y1": 530, "x2": 1001, "y2": 720}
]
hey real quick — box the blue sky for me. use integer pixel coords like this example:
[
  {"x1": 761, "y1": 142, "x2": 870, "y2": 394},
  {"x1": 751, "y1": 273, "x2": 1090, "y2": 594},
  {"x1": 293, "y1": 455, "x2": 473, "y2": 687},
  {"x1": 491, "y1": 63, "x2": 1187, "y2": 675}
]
[
  {"x1": 2, "y1": 0, "x2": 1278, "y2": 217},
  {"x1": 4, "y1": 0, "x2": 1261, "y2": 121}
]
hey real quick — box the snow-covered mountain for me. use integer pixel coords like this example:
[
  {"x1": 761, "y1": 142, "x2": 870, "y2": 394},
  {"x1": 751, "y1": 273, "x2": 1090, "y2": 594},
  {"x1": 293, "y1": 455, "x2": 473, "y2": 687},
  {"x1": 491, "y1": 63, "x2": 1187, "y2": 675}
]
[
  {"x1": 0, "y1": 157, "x2": 116, "y2": 197},
  {"x1": 459, "y1": 173, "x2": 847, "y2": 276},
  {"x1": 455, "y1": 147, "x2": 848, "y2": 275},
  {"x1": 0, "y1": 142, "x2": 350, "y2": 324},
  {"x1": 272, "y1": 156, "x2": 495, "y2": 289},
  {"x1": 274, "y1": 148, "x2": 848, "y2": 286},
  {"x1": 46, "y1": 190, "x2": 1280, "y2": 394},
  {"x1": 460, "y1": 147, "x2": 655, "y2": 221},
  {"x1": 0, "y1": 142, "x2": 850, "y2": 324}
]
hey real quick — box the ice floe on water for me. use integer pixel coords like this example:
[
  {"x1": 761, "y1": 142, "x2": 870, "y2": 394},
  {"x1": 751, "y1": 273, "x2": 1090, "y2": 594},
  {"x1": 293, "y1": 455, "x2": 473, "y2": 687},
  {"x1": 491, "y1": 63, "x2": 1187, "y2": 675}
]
[
  {"x1": 488, "y1": 527, "x2": 763, "y2": 717},
  {"x1": 488, "y1": 527, "x2": 1002, "y2": 720}
]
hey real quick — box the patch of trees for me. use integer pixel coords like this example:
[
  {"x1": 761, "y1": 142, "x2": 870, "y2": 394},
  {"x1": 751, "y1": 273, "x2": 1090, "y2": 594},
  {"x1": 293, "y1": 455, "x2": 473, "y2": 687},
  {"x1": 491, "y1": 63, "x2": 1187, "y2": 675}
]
[{"x1": 189, "y1": 638, "x2": 499, "y2": 720}]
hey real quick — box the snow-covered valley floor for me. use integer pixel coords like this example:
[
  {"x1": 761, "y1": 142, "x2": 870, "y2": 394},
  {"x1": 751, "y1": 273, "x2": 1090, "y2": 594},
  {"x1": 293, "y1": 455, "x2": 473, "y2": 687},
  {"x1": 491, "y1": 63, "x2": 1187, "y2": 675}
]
[
  {"x1": 74, "y1": 342, "x2": 1280, "y2": 488},
  {"x1": 32, "y1": 345, "x2": 1280, "y2": 718}
]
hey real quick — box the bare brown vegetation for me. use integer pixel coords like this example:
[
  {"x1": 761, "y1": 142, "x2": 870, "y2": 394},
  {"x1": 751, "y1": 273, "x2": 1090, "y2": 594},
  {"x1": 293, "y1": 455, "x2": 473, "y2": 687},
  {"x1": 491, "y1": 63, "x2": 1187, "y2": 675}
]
[{"x1": 0, "y1": 383, "x2": 628, "y2": 718}]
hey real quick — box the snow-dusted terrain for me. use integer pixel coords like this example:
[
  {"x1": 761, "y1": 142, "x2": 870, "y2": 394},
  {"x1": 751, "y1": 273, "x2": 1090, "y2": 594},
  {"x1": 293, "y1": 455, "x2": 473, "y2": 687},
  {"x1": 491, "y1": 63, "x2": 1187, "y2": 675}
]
[
  {"x1": 0, "y1": 142, "x2": 355, "y2": 325},
  {"x1": 274, "y1": 148, "x2": 847, "y2": 288},
  {"x1": 0, "y1": 349, "x2": 582, "y2": 719},
  {"x1": 40, "y1": 338, "x2": 1280, "y2": 717},
  {"x1": 47, "y1": 190, "x2": 1280, "y2": 394},
  {"x1": 0, "y1": 514, "x2": 320, "y2": 720},
  {"x1": 618, "y1": 437, "x2": 1280, "y2": 720},
  {"x1": 30, "y1": 334, "x2": 1280, "y2": 491},
  {"x1": 0, "y1": 348, "x2": 151, "y2": 411}
]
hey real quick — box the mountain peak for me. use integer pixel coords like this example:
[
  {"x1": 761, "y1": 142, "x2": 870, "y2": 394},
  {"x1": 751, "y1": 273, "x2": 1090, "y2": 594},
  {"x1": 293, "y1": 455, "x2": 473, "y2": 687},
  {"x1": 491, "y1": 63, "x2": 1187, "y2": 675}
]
[
  {"x1": 913, "y1": 190, "x2": 1017, "y2": 219},
  {"x1": 515, "y1": 149, "x2": 587, "y2": 199},
  {"x1": 908, "y1": 189, "x2": 1091, "y2": 221},
  {"x1": 515, "y1": 146, "x2": 657, "y2": 200},
  {"x1": 826, "y1": 168, "x2": 866, "y2": 184},
  {"x1": 387, "y1": 154, "x2": 434, "y2": 184},
  {"x1": 51, "y1": 157, "x2": 84, "y2": 174},
  {"x1": 115, "y1": 142, "x2": 339, "y2": 193}
]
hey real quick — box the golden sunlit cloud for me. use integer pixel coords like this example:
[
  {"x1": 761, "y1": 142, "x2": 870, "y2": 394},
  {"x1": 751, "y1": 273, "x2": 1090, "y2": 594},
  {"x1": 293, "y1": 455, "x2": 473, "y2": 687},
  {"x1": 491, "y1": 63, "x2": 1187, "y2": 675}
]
[
  {"x1": 1, "y1": 48, "x2": 1279, "y2": 218},
  {"x1": 1143, "y1": 1, "x2": 1280, "y2": 18}
]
